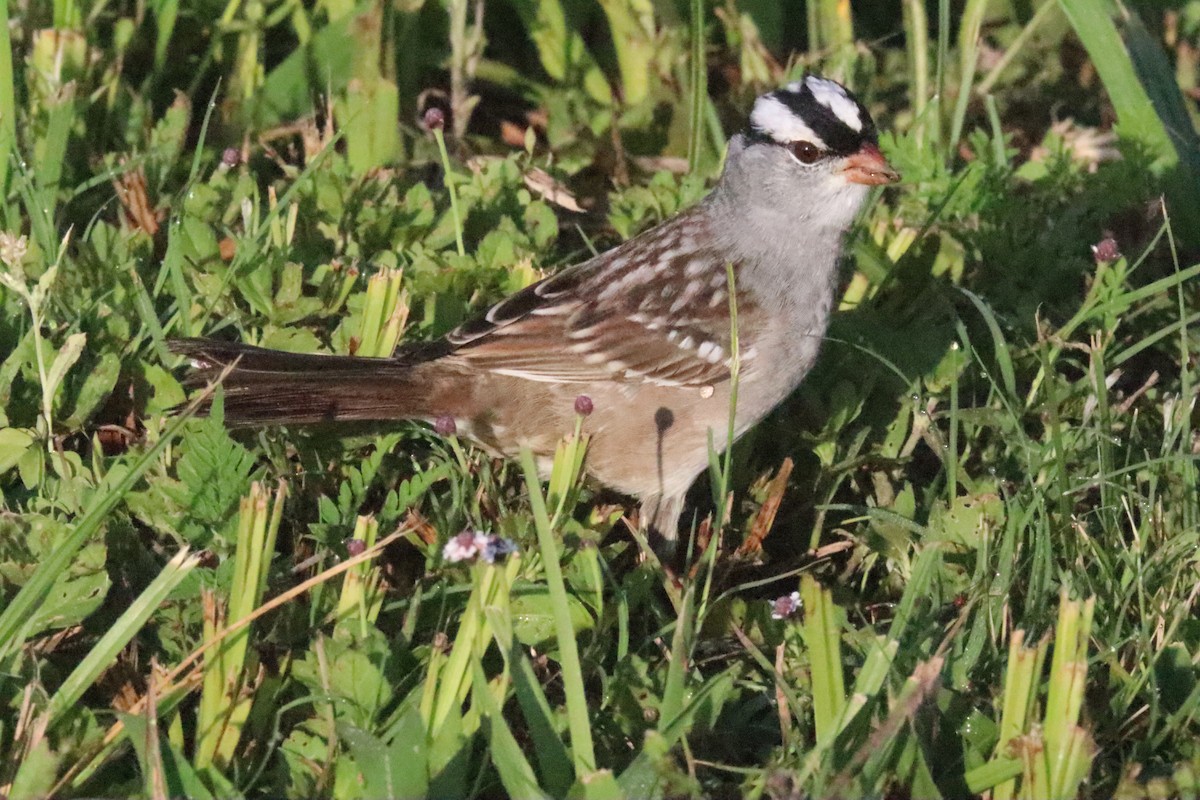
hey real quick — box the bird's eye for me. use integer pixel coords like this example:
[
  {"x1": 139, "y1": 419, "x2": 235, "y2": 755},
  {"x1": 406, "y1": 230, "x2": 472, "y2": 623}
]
[{"x1": 789, "y1": 141, "x2": 823, "y2": 164}]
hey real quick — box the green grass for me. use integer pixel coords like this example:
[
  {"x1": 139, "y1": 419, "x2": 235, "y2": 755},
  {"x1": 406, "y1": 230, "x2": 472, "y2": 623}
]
[{"x1": 2, "y1": 1, "x2": 1200, "y2": 797}]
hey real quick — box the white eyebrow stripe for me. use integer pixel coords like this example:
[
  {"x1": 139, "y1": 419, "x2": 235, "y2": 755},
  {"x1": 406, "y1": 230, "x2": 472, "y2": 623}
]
[
  {"x1": 805, "y1": 76, "x2": 864, "y2": 132},
  {"x1": 749, "y1": 95, "x2": 827, "y2": 149}
]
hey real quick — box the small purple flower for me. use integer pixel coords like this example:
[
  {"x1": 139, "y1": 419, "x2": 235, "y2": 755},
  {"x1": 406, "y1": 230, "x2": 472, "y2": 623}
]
[
  {"x1": 574, "y1": 394, "x2": 594, "y2": 417},
  {"x1": 423, "y1": 107, "x2": 446, "y2": 132},
  {"x1": 221, "y1": 147, "x2": 241, "y2": 168},
  {"x1": 434, "y1": 415, "x2": 457, "y2": 436},
  {"x1": 771, "y1": 591, "x2": 802, "y2": 620},
  {"x1": 443, "y1": 530, "x2": 519, "y2": 565},
  {"x1": 345, "y1": 538, "x2": 366, "y2": 557},
  {"x1": 481, "y1": 536, "x2": 519, "y2": 564},
  {"x1": 443, "y1": 531, "x2": 480, "y2": 563},
  {"x1": 1091, "y1": 237, "x2": 1120, "y2": 264}
]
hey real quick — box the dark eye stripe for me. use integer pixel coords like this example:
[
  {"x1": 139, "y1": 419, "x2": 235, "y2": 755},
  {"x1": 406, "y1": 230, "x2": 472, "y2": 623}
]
[{"x1": 768, "y1": 84, "x2": 876, "y2": 157}]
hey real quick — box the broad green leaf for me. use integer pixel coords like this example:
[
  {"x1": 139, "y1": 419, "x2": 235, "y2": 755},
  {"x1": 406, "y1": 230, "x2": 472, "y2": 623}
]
[
  {"x1": 0, "y1": 513, "x2": 109, "y2": 637},
  {"x1": 508, "y1": 0, "x2": 612, "y2": 104},
  {"x1": 0, "y1": 427, "x2": 35, "y2": 473},
  {"x1": 339, "y1": 720, "x2": 429, "y2": 800},
  {"x1": 45, "y1": 331, "x2": 85, "y2": 401},
  {"x1": 568, "y1": 769, "x2": 626, "y2": 800},
  {"x1": 7, "y1": 738, "x2": 58, "y2": 800},
  {"x1": 511, "y1": 584, "x2": 595, "y2": 652}
]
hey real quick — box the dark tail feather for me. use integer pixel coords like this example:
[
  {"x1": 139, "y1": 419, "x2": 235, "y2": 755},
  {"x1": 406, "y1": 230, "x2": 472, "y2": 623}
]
[{"x1": 169, "y1": 338, "x2": 431, "y2": 426}]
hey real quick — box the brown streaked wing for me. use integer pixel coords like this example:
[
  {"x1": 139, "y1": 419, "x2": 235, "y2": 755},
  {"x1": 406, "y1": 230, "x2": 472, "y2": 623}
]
[
  {"x1": 443, "y1": 258, "x2": 598, "y2": 348},
  {"x1": 442, "y1": 208, "x2": 747, "y2": 388}
]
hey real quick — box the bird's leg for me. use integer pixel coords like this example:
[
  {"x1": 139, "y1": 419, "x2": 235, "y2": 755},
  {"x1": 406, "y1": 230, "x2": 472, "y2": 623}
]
[{"x1": 641, "y1": 492, "x2": 686, "y2": 563}]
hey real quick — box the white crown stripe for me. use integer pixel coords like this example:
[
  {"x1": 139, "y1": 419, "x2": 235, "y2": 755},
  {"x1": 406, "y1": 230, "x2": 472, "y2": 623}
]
[
  {"x1": 804, "y1": 76, "x2": 864, "y2": 132},
  {"x1": 749, "y1": 95, "x2": 828, "y2": 149}
]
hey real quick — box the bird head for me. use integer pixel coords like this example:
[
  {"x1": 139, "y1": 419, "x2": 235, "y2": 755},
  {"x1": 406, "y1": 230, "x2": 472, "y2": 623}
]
[{"x1": 719, "y1": 76, "x2": 899, "y2": 234}]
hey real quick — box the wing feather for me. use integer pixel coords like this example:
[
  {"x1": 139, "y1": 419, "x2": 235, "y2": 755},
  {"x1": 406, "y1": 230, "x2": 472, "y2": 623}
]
[{"x1": 443, "y1": 207, "x2": 750, "y2": 388}]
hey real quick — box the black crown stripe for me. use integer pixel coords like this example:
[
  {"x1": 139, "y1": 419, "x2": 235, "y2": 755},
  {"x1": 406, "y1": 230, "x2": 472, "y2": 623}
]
[{"x1": 748, "y1": 79, "x2": 878, "y2": 158}]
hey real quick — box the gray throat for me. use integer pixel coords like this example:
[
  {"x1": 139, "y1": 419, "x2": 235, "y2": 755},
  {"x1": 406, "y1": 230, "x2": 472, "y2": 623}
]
[
  {"x1": 705, "y1": 184, "x2": 861, "y2": 327},
  {"x1": 701, "y1": 156, "x2": 871, "y2": 425}
]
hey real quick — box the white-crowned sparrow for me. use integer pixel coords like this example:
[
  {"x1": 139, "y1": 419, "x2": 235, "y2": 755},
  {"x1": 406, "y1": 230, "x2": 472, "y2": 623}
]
[{"x1": 172, "y1": 76, "x2": 898, "y2": 548}]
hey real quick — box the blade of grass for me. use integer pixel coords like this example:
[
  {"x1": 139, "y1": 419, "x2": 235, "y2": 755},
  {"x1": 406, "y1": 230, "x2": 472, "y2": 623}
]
[
  {"x1": 976, "y1": 0, "x2": 1060, "y2": 96},
  {"x1": 1058, "y1": 0, "x2": 1200, "y2": 240},
  {"x1": 196, "y1": 480, "x2": 287, "y2": 768},
  {"x1": 520, "y1": 447, "x2": 596, "y2": 775},
  {"x1": 991, "y1": 630, "x2": 1049, "y2": 800},
  {"x1": 934, "y1": 0, "x2": 950, "y2": 154},
  {"x1": 800, "y1": 575, "x2": 846, "y2": 749},
  {"x1": 471, "y1": 660, "x2": 552, "y2": 800},
  {"x1": 1027, "y1": 256, "x2": 1200, "y2": 409},
  {"x1": 698, "y1": 262, "x2": 740, "y2": 619},
  {"x1": 658, "y1": 583, "x2": 693, "y2": 731},
  {"x1": 0, "y1": 0, "x2": 15, "y2": 201},
  {"x1": 500, "y1": 637, "x2": 573, "y2": 796},
  {"x1": 947, "y1": 338, "x2": 961, "y2": 500},
  {"x1": 903, "y1": 0, "x2": 929, "y2": 148},
  {"x1": 948, "y1": 0, "x2": 987, "y2": 149},
  {"x1": 60, "y1": 526, "x2": 412, "y2": 793},
  {"x1": 686, "y1": 0, "x2": 706, "y2": 172},
  {"x1": 0, "y1": 387, "x2": 204, "y2": 658},
  {"x1": 886, "y1": 545, "x2": 943, "y2": 642},
  {"x1": 432, "y1": 124, "x2": 466, "y2": 258},
  {"x1": 46, "y1": 549, "x2": 200, "y2": 723},
  {"x1": 618, "y1": 667, "x2": 736, "y2": 796},
  {"x1": 959, "y1": 288, "x2": 1017, "y2": 400},
  {"x1": 964, "y1": 757, "x2": 1024, "y2": 794}
]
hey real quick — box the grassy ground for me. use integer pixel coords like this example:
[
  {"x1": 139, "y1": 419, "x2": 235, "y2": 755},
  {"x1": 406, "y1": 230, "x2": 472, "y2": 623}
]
[{"x1": 1, "y1": 0, "x2": 1200, "y2": 797}]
